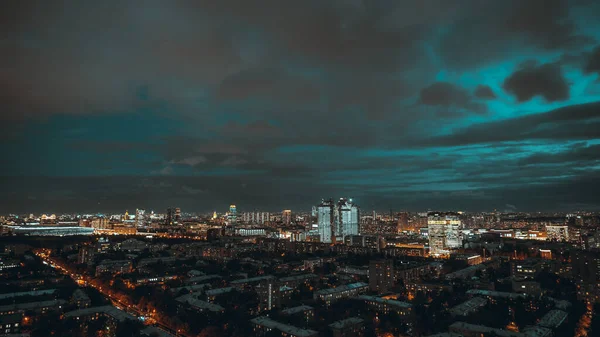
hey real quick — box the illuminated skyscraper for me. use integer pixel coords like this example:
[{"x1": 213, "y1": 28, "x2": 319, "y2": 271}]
[
  {"x1": 317, "y1": 199, "x2": 334, "y2": 243},
  {"x1": 166, "y1": 208, "x2": 175, "y2": 225},
  {"x1": 397, "y1": 212, "x2": 409, "y2": 233},
  {"x1": 175, "y1": 208, "x2": 181, "y2": 223},
  {"x1": 428, "y1": 213, "x2": 462, "y2": 256},
  {"x1": 335, "y1": 198, "x2": 359, "y2": 239},
  {"x1": 228, "y1": 205, "x2": 237, "y2": 226},
  {"x1": 135, "y1": 209, "x2": 146, "y2": 228},
  {"x1": 282, "y1": 210, "x2": 292, "y2": 225},
  {"x1": 316, "y1": 198, "x2": 360, "y2": 243}
]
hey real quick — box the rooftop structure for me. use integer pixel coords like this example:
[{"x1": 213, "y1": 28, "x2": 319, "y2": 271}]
[
  {"x1": 314, "y1": 282, "x2": 368, "y2": 296},
  {"x1": 449, "y1": 297, "x2": 488, "y2": 316},
  {"x1": 466, "y1": 289, "x2": 526, "y2": 300},
  {"x1": 278, "y1": 274, "x2": 317, "y2": 283},
  {"x1": 328, "y1": 317, "x2": 364, "y2": 330},
  {"x1": 230, "y1": 275, "x2": 275, "y2": 285},
  {"x1": 250, "y1": 316, "x2": 318, "y2": 337},
  {"x1": 206, "y1": 287, "x2": 233, "y2": 297},
  {"x1": 281, "y1": 305, "x2": 314, "y2": 315},
  {"x1": 356, "y1": 295, "x2": 412, "y2": 309},
  {"x1": 0, "y1": 299, "x2": 66, "y2": 314},
  {"x1": 537, "y1": 309, "x2": 568, "y2": 329},
  {"x1": 0, "y1": 289, "x2": 56, "y2": 300},
  {"x1": 64, "y1": 305, "x2": 135, "y2": 322},
  {"x1": 175, "y1": 294, "x2": 224, "y2": 313}
]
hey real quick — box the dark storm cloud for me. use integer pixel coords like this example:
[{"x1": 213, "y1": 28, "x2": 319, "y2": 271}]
[
  {"x1": 430, "y1": 102, "x2": 600, "y2": 146},
  {"x1": 584, "y1": 45, "x2": 600, "y2": 75},
  {"x1": 419, "y1": 82, "x2": 487, "y2": 115},
  {"x1": 438, "y1": 0, "x2": 594, "y2": 69},
  {"x1": 503, "y1": 62, "x2": 570, "y2": 102},
  {"x1": 474, "y1": 85, "x2": 496, "y2": 99},
  {"x1": 2, "y1": 1, "x2": 600, "y2": 212},
  {"x1": 520, "y1": 143, "x2": 600, "y2": 166}
]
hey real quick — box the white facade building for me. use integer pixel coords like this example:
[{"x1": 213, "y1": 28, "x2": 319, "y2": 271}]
[{"x1": 428, "y1": 213, "x2": 462, "y2": 255}]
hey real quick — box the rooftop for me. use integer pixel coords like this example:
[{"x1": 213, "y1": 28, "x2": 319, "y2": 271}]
[
  {"x1": 0, "y1": 299, "x2": 66, "y2": 313},
  {"x1": 251, "y1": 316, "x2": 318, "y2": 337},
  {"x1": 329, "y1": 317, "x2": 364, "y2": 330},
  {"x1": 449, "y1": 297, "x2": 488, "y2": 316},
  {"x1": 64, "y1": 305, "x2": 135, "y2": 322},
  {"x1": 279, "y1": 273, "x2": 317, "y2": 282},
  {"x1": 537, "y1": 309, "x2": 568, "y2": 329},
  {"x1": 230, "y1": 275, "x2": 275, "y2": 285},
  {"x1": 281, "y1": 305, "x2": 314, "y2": 315},
  {"x1": 314, "y1": 282, "x2": 368, "y2": 296},
  {"x1": 466, "y1": 289, "x2": 526, "y2": 299},
  {"x1": 0, "y1": 289, "x2": 57, "y2": 300},
  {"x1": 356, "y1": 295, "x2": 412, "y2": 309},
  {"x1": 450, "y1": 322, "x2": 524, "y2": 337},
  {"x1": 185, "y1": 274, "x2": 222, "y2": 284},
  {"x1": 141, "y1": 326, "x2": 177, "y2": 337},
  {"x1": 206, "y1": 287, "x2": 233, "y2": 297},
  {"x1": 175, "y1": 294, "x2": 224, "y2": 312}
]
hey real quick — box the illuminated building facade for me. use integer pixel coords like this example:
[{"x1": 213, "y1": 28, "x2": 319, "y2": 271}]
[
  {"x1": 135, "y1": 209, "x2": 145, "y2": 228},
  {"x1": 228, "y1": 205, "x2": 237, "y2": 226},
  {"x1": 428, "y1": 213, "x2": 462, "y2": 255},
  {"x1": 282, "y1": 210, "x2": 292, "y2": 225},
  {"x1": 369, "y1": 259, "x2": 394, "y2": 293},
  {"x1": 545, "y1": 225, "x2": 569, "y2": 241}
]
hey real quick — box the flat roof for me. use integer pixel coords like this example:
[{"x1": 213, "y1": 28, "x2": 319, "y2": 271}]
[
  {"x1": 356, "y1": 295, "x2": 412, "y2": 309},
  {"x1": 175, "y1": 294, "x2": 224, "y2": 312},
  {"x1": 537, "y1": 310, "x2": 568, "y2": 329},
  {"x1": 230, "y1": 275, "x2": 275, "y2": 285},
  {"x1": 206, "y1": 287, "x2": 233, "y2": 297},
  {"x1": 449, "y1": 297, "x2": 488, "y2": 316},
  {"x1": 0, "y1": 289, "x2": 56, "y2": 300},
  {"x1": 251, "y1": 316, "x2": 318, "y2": 337},
  {"x1": 64, "y1": 305, "x2": 135, "y2": 322},
  {"x1": 0, "y1": 299, "x2": 66, "y2": 313},
  {"x1": 329, "y1": 317, "x2": 364, "y2": 329},
  {"x1": 466, "y1": 289, "x2": 526, "y2": 299},
  {"x1": 185, "y1": 275, "x2": 222, "y2": 284},
  {"x1": 141, "y1": 326, "x2": 177, "y2": 337},
  {"x1": 315, "y1": 282, "x2": 368, "y2": 296},
  {"x1": 281, "y1": 305, "x2": 314, "y2": 315},
  {"x1": 279, "y1": 274, "x2": 317, "y2": 282},
  {"x1": 450, "y1": 322, "x2": 524, "y2": 337}
]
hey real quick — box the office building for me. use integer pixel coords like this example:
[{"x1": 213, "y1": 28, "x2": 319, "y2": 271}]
[
  {"x1": 175, "y1": 207, "x2": 181, "y2": 223},
  {"x1": 228, "y1": 205, "x2": 237, "y2": 226},
  {"x1": 545, "y1": 225, "x2": 569, "y2": 241},
  {"x1": 397, "y1": 212, "x2": 409, "y2": 233},
  {"x1": 316, "y1": 198, "x2": 360, "y2": 243},
  {"x1": 336, "y1": 198, "x2": 359, "y2": 240},
  {"x1": 428, "y1": 213, "x2": 462, "y2": 256},
  {"x1": 282, "y1": 210, "x2": 292, "y2": 225},
  {"x1": 242, "y1": 212, "x2": 271, "y2": 224},
  {"x1": 135, "y1": 209, "x2": 146, "y2": 228},
  {"x1": 166, "y1": 208, "x2": 175, "y2": 226},
  {"x1": 369, "y1": 259, "x2": 395, "y2": 293},
  {"x1": 317, "y1": 199, "x2": 335, "y2": 243}
]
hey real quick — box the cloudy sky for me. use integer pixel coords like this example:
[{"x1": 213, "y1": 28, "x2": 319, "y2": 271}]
[{"x1": 2, "y1": 0, "x2": 600, "y2": 213}]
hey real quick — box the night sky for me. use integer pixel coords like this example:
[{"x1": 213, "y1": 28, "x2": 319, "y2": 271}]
[{"x1": 2, "y1": 1, "x2": 600, "y2": 213}]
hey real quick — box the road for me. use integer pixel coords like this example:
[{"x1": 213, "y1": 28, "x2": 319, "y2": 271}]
[{"x1": 35, "y1": 249, "x2": 189, "y2": 337}]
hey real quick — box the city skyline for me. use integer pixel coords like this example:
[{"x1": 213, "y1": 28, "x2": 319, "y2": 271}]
[{"x1": 3, "y1": 1, "x2": 600, "y2": 213}]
